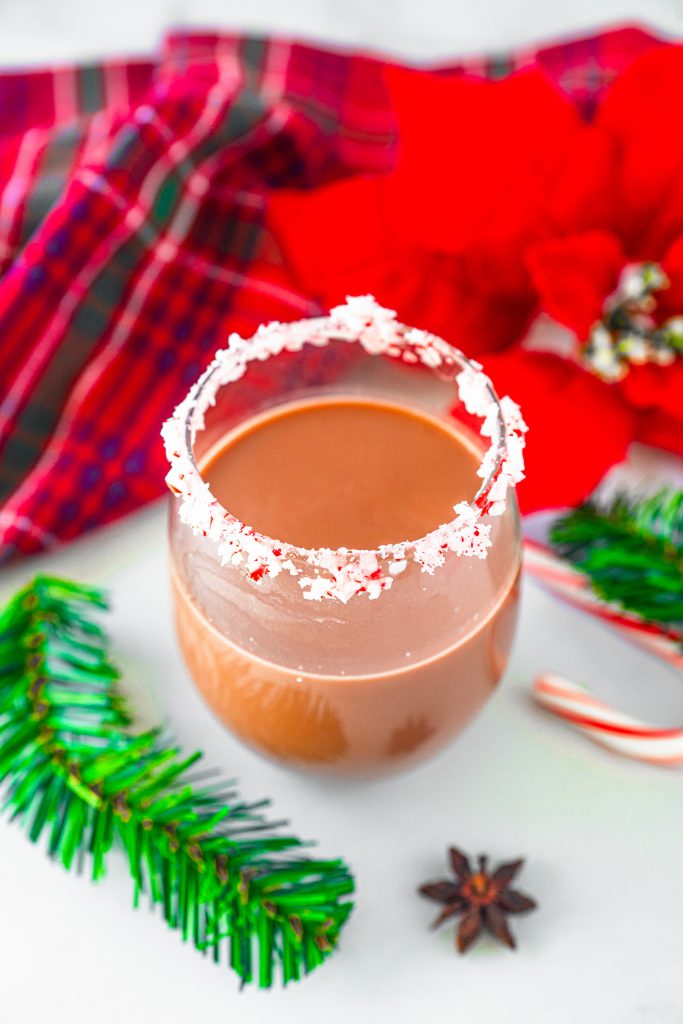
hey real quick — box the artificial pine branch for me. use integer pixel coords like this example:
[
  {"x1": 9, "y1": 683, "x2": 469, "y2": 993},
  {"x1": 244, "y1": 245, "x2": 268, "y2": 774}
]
[
  {"x1": 0, "y1": 575, "x2": 354, "y2": 988},
  {"x1": 550, "y1": 489, "x2": 683, "y2": 634}
]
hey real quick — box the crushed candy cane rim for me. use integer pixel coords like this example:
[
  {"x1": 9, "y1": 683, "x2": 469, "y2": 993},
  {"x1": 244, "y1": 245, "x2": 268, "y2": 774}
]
[{"x1": 162, "y1": 296, "x2": 528, "y2": 603}]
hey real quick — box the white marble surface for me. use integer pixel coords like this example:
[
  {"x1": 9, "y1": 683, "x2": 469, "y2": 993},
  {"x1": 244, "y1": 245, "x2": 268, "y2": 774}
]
[
  {"x1": 2, "y1": 489, "x2": 683, "y2": 1024},
  {"x1": 1, "y1": 3, "x2": 683, "y2": 1023}
]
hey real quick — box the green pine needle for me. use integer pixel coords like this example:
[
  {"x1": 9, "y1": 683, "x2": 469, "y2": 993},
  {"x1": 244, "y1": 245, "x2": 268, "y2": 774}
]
[
  {"x1": 550, "y1": 489, "x2": 683, "y2": 634},
  {"x1": 0, "y1": 575, "x2": 354, "y2": 988}
]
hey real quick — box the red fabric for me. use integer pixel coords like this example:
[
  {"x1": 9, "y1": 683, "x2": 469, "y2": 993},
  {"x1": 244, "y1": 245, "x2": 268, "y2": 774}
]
[
  {"x1": 0, "y1": 26, "x2": 674, "y2": 558},
  {"x1": 0, "y1": 35, "x2": 400, "y2": 558}
]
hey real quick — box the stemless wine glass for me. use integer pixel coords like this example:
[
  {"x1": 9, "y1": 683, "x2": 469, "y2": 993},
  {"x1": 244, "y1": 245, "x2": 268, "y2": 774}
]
[{"x1": 164, "y1": 298, "x2": 525, "y2": 777}]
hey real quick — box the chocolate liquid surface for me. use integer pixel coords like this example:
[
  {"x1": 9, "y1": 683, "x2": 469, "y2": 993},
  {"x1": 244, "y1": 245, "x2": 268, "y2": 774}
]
[{"x1": 200, "y1": 396, "x2": 481, "y2": 550}]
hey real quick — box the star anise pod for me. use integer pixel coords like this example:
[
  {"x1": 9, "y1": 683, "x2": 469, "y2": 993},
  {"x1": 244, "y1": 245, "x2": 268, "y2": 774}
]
[{"x1": 418, "y1": 846, "x2": 537, "y2": 953}]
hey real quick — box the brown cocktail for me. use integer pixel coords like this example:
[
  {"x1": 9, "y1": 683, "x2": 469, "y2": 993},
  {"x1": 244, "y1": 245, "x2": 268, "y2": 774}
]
[{"x1": 164, "y1": 298, "x2": 526, "y2": 776}]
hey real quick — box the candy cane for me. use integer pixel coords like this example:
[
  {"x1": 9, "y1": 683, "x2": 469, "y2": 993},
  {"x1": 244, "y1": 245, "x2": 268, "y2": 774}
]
[
  {"x1": 532, "y1": 673, "x2": 683, "y2": 765},
  {"x1": 523, "y1": 540, "x2": 683, "y2": 671}
]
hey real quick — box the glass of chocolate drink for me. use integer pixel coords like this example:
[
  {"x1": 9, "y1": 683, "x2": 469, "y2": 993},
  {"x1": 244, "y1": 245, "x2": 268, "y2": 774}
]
[{"x1": 163, "y1": 297, "x2": 526, "y2": 777}]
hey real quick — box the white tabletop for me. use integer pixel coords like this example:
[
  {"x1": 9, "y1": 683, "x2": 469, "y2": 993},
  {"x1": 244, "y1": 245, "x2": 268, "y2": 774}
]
[
  {"x1": 1, "y1": 3, "x2": 683, "y2": 1022},
  {"x1": 1, "y1": 469, "x2": 682, "y2": 1024},
  {"x1": 0, "y1": 0, "x2": 680, "y2": 66}
]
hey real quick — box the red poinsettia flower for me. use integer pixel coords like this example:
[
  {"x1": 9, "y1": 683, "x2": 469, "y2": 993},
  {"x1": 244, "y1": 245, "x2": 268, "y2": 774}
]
[
  {"x1": 266, "y1": 173, "x2": 537, "y2": 357},
  {"x1": 268, "y1": 66, "x2": 597, "y2": 359},
  {"x1": 267, "y1": 41, "x2": 683, "y2": 513},
  {"x1": 476, "y1": 350, "x2": 634, "y2": 513},
  {"x1": 521, "y1": 46, "x2": 683, "y2": 464}
]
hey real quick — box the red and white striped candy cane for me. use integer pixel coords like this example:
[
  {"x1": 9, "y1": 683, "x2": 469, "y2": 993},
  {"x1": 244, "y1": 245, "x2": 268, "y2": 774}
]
[
  {"x1": 533, "y1": 673, "x2": 683, "y2": 765},
  {"x1": 523, "y1": 540, "x2": 683, "y2": 672}
]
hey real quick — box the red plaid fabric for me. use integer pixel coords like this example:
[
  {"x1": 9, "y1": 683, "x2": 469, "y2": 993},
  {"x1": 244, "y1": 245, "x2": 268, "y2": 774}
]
[{"x1": 0, "y1": 25, "x2": 663, "y2": 560}]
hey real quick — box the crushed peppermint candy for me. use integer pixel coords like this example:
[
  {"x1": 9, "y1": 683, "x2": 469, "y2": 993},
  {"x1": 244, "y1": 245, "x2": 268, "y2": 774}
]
[{"x1": 161, "y1": 296, "x2": 527, "y2": 603}]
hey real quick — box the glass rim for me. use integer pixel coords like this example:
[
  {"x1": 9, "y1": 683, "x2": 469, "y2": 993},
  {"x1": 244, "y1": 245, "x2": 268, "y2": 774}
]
[{"x1": 162, "y1": 296, "x2": 527, "y2": 602}]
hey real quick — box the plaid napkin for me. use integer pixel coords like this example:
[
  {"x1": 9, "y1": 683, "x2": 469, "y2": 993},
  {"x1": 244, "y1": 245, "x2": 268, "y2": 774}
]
[{"x1": 0, "y1": 26, "x2": 662, "y2": 560}]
